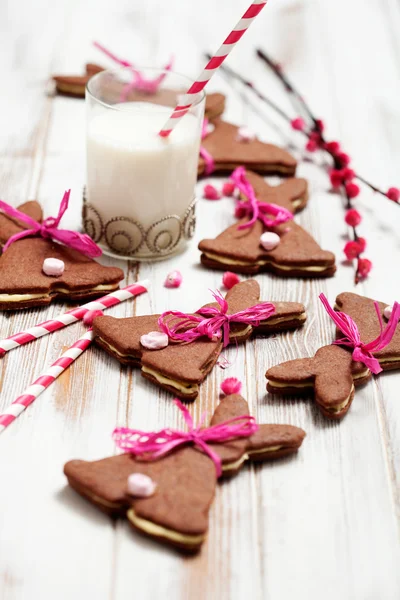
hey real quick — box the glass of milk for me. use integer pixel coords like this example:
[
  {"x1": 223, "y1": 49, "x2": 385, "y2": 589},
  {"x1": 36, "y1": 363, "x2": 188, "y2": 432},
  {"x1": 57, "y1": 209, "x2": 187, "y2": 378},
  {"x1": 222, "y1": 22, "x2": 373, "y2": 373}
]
[{"x1": 84, "y1": 67, "x2": 205, "y2": 260}]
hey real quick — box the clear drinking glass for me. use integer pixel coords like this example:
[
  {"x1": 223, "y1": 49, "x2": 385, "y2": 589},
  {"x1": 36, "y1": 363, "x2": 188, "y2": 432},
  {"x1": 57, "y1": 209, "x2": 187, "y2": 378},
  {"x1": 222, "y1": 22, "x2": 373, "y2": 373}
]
[{"x1": 84, "y1": 67, "x2": 205, "y2": 260}]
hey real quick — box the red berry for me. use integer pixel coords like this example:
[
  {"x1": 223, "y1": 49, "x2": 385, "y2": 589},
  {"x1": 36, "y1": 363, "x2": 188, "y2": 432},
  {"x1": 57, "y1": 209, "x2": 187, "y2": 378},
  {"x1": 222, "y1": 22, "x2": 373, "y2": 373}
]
[
  {"x1": 222, "y1": 271, "x2": 240, "y2": 290},
  {"x1": 306, "y1": 139, "x2": 317, "y2": 152},
  {"x1": 357, "y1": 237, "x2": 367, "y2": 252},
  {"x1": 325, "y1": 141, "x2": 341, "y2": 154},
  {"x1": 203, "y1": 184, "x2": 221, "y2": 200},
  {"x1": 343, "y1": 240, "x2": 362, "y2": 260},
  {"x1": 222, "y1": 182, "x2": 235, "y2": 197},
  {"x1": 315, "y1": 119, "x2": 325, "y2": 132},
  {"x1": 345, "y1": 209, "x2": 362, "y2": 227},
  {"x1": 291, "y1": 117, "x2": 305, "y2": 131},
  {"x1": 342, "y1": 168, "x2": 355, "y2": 182},
  {"x1": 345, "y1": 182, "x2": 360, "y2": 199},
  {"x1": 387, "y1": 187, "x2": 400, "y2": 202},
  {"x1": 357, "y1": 258, "x2": 372, "y2": 279},
  {"x1": 337, "y1": 152, "x2": 351, "y2": 167},
  {"x1": 330, "y1": 169, "x2": 344, "y2": 188},
  {"x1": 234, "y1": 203, "x2": 247, "y2": 219}
]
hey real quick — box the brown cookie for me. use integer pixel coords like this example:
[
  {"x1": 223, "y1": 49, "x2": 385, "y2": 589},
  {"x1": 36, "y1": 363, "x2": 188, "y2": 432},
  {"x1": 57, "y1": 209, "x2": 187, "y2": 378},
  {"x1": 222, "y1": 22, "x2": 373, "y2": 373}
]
[
  {"x1": 0, "y1": 201, "x2": 123, "y2": 310},
  {"x1": 93, "y1": 279, "x2": 306, "y2": 401},
  {"x1": 199, "y1": 218, "x2": 336, "y2": 278},
  {"x1": 52, "y1": 66, "x2": 225, "y2": 120},
  {"x1": 335, "y1": 292, "x2": 400, "y2": 371},
  {"x1": 64, "y1": 393, "x2": 306, "y2": 552},
  {"x1": 198, "y1": 119, "x2": 297, "y2": 177},
  {"x1": 266, "y1": 345, "x2": 371, "y2": 419}
]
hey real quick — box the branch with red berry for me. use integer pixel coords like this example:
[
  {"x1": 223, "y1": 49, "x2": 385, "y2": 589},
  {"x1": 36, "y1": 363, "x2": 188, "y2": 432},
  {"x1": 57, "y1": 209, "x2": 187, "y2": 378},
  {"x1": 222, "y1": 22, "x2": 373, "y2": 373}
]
[{"x1": 208, "y1": 51, "x2": 399, "y2": 283}]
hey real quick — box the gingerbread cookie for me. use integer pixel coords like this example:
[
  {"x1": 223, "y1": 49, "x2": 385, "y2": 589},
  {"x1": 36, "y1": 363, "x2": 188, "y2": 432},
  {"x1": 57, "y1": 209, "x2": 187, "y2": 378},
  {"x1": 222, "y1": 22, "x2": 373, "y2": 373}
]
[
  {"x1": 335, "y1": 292, "x2": 400, "y2": 371},
  {"x1": 93, "y1": 280, "x2": 306, "y2": 400},
  {"x1": 198, "y1": 119, "x2": 297, "y2": 177},
  {"x1": 199, "y1": 170, "x2": 335, "y2": 277},
  {"x1": 266, "y1": 292, "x2": 400, "y2": 419},
  {"x1": 266, "y1": 345, "x2": 370, "y2": 419},
  {"x1": 0, "y1": 201, "x2": 123, "y2": 310},
  {"x1": 52, "y1": 65, "x2": 226, "y2": 119},
  {"x1": 64, "y1": 394, "x2": 306, "y2": 552}
]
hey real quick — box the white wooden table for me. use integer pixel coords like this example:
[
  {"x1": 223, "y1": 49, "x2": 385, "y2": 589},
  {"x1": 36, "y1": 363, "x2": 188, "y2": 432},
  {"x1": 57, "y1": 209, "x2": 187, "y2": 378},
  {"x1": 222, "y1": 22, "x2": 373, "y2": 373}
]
[{"x1": 1, "y1": 1, "x2": 400, "y2": 598}]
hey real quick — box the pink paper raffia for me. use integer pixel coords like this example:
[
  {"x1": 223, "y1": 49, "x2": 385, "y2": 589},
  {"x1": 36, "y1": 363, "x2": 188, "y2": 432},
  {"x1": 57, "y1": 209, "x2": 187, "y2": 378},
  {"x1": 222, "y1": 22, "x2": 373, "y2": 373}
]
[
  {"x1": 0, "y1": 191, "x2": 102, "y2": 257},
  {"x1": 230, "y1": 166, "x2": 293, "y2": 230},
  {"x1": 200, "y1": 118, "x2": 215, "y2": 175},
  {"x1": 93, "y1": 41, "x2": 174, "y2": 99},
  {"x1": 319, "y1": 293, "x2": 400, "y2": 374},
  {"x1": 113, "y1": 399, "x2": 258, "y2": 477},
  {"x1": 158, "y1": 289, "x2": 275, "y2": 348}
]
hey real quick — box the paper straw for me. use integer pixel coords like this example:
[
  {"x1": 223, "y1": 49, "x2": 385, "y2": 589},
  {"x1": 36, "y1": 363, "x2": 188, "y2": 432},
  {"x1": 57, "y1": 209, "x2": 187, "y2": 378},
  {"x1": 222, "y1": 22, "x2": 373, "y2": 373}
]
[
  {"x1": 0, "y1": 280, "x2": 149, "y2": 357},
  {"x1": 0, "y1": 329, "x2": 94, "y2": 433},
  {"x1": 159, "y1": 0, "x2": 268, "y2": 137}
]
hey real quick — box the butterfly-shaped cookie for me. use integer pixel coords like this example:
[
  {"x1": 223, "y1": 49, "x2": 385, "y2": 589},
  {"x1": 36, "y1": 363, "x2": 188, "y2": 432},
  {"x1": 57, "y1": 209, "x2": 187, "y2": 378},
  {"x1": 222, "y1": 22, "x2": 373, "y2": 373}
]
[
  {"x1": 198, "y1": 171, "x2": 336, "y2": 277},
  {"x1": 93, "y1": 279, "x2": 306, "y2": 401},
  {"x1": 266, "y1": 292, "x2": 400, "y2": 418},
  {"x1": 198, "y1": 119, "x2": 297, "y2": 177},
  {"x1": 0, "y1": 201, "x2": 123, "y2": 310},
  {"x1": 64, "y1": 393, "x2": 306, "y2": 552}
]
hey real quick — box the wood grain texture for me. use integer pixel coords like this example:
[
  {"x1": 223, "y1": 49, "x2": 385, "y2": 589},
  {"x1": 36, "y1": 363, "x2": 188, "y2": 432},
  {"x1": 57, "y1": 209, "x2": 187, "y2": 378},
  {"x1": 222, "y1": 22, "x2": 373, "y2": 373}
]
[{"x1": 0, "y1": 1, "x2": 399, "y2": 599}]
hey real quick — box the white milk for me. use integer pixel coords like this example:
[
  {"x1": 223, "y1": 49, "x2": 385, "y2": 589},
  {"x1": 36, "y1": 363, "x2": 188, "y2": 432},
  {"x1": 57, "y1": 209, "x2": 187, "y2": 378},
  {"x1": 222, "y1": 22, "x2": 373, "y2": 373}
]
[{"x1": 86, "y1": 102, "x2": 201, "y2": 257}]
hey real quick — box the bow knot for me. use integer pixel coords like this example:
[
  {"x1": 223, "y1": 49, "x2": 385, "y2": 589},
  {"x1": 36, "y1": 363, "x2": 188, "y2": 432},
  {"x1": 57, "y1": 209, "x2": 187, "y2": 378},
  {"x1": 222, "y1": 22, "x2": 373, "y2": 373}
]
[
  {"x1": 113, "y1": 400, "x2": 258, "y2": 477},
  {"x1": 230, "y1": 166, "x2": 293, "y2": 230},
  {"x1": 0, "y1": 191, "x2": 102, "y2": 257},
  {"x1": 158, "y1": 289, "x2": 275, "y2": 347},
  {"x1": 319, "y1": 293, "x2": 400, "y2": 374}
]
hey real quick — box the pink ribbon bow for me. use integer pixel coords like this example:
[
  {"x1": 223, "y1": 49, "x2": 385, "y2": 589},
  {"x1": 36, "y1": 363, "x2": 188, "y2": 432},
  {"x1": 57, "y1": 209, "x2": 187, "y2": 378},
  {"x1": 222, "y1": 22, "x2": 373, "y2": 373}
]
[
  {"x1": 199, "y1": 118, "x2": 215, "y2": 175},
  {"x1": 113, "y1": 399, "x2": 258, "y2": 477},
  {"x1": 0, "y1": 191, "x2": 102, "y2": 257},
  {"x1": 158, "y1": 289, "x2": 275, "y2": 347},
  {"x1": 319, "y1": 293, "x2": 400, "y2": 374},
  {"x1": 94, "y1": 41, "x2": 174, "y2": 99},
  {"x1": 230, "y1": 166, "x2": 293, "y2": 230}
]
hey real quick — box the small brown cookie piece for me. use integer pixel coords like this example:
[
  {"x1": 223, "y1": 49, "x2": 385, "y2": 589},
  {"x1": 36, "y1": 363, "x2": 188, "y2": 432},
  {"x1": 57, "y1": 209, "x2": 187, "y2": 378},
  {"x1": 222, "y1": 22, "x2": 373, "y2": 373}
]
[
  {"x1": 266, "y1": 345, "x2": 371, "y2": 419},
  {"x1": 93, "y1": 279, "x2": 306, "y2": 400},
  {"x1": 198, "y1": 119, "x2": 297, "y2": 177},
  {"x1": 335, "y1": 292, "x2": 400, "y2": 371},
  {"x1": 0, "y1": 201, "x2": 123, "y2": 309},
  {"x1": 199, "y1": 217, "x2": 336, "y2": 278},
  {"x1": 64, "y1": 393, "x2": 306, "y2": 552}
]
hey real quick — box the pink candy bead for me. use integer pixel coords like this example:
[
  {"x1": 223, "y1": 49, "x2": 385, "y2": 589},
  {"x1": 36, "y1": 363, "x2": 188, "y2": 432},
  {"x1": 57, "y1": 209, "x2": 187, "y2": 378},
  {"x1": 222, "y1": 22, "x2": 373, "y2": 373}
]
[
  {"x1": 222, "y1": 271, "x2": 240, "y2": 289},
  {"x1": 237, "y1": 126, "x2": 256, "y2": 142},
  {"x1": 140, "y1": 331, "x2": 169, "y2": 350},
  {"x1": 42, "y1": 258, "x2": 65, "y2": 277},
  {"x1": 127, "y1": 473, "x2": 157, "y2": 497},
  {"x1": 203, "y1": 184, "x2": 221, "y2": 200},
  {"x1": 164, "y1": 270, "x2": 183, "y2": 288},
  {"x1": 260, "y1": 232, "x2": 280, "y2": 251},
  {"x1": 220, "y1": 377, "x2": 242, "y2": 395}
]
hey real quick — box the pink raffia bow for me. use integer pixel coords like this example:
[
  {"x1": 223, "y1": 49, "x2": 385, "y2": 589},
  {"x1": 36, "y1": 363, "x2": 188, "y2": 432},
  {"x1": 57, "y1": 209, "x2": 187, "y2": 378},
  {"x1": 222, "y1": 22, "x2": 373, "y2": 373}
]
[
  {"x1": 113, "y1": 399, "x2": 258, "y2": 477},
  {"x1": 94, "y1": 41, "x2": 174, "y2": 99},
  {"x1": 0, "y1": 191, "x2": 102, "y2": 257},
  {"x1": 319, "y1": 293, "x2": 400, "y2": 374},
  {"x1": 230, "y1": 166, "x2": 292, "y2": 230},
  {"x1": 158, "y1": 289, "x2": 275, "y2": 348},
  {"x1": 199, "y1": 118, "x2": 215, "y2": 176}
]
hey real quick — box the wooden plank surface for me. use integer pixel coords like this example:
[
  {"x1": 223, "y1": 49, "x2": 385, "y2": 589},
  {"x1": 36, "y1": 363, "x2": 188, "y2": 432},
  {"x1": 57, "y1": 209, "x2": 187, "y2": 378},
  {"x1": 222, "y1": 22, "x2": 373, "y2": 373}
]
[{"x1": 1, "y1": 1, "x2": 400, "y2": 599}]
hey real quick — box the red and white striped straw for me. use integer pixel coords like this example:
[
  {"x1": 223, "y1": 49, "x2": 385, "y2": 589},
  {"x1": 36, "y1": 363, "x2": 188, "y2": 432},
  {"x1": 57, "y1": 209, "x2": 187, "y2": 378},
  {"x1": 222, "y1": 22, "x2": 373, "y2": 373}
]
[
  {"x1": 0, "y1": 280, "x2": 149, "y2": 357},
  {"x1": 0, "y1": 329, "x2": 94, "y2": 434},
  {"x1": 159, "y1": 0, "x2": 268, "y2": 138}
]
